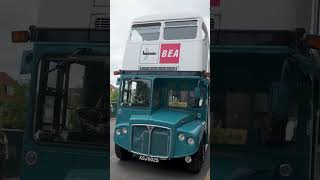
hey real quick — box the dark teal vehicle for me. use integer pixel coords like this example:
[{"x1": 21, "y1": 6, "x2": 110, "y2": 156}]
[
  {"x1": 114, "y1": 71, "x2": 209, "y2": 173},
  {"x1": 211, "y1": 30, "x2": 320, "y2": 180},
  {"x1": 12, "y1": 27, "x2": 109, "y2": 180}
]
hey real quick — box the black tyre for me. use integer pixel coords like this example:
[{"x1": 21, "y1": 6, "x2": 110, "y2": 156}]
[
  {"x1": 115, "y1": 144, "x2": 132, "y2": 160},
  {"x1": 187, "y1": 137, "x2": 205, "y2": 173}
]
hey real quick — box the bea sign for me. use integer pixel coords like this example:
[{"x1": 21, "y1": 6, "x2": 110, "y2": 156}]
[{"x1": 160, "y1": 43, "x2": 180, "y2": 64}]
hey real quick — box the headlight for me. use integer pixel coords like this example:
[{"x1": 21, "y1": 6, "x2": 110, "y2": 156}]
[
  {"x1": 122, "y1": 127, "x2": 128, "y2": 134},
  {"x1": 178, "y1": 133, "x2": 185, "y2": 141},
  {"x1": 25, "y1": 151, "x2": 38, "y2": 166},
  {"x1": 115, "y1": 129, "x2": 121, "y2": 135},
  {"x1": 187, "y1": 137, "x2": 195, "y2": 145},
  {"x1": 279, "y1": 163, "x2": 292, "y2": 177}
]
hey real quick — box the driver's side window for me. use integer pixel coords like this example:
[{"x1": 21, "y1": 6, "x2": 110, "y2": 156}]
[{"x1": 120, "y1": 79, "x2": 151, "y2": 107}]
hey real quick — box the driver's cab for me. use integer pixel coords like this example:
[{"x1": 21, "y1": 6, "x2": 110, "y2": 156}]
[
  {"x1": 211, "y1": 30, "x2": 320, "y2": 180},
  {"x1": 13, "y1": 27, "x2": 109, "y2": 180}
]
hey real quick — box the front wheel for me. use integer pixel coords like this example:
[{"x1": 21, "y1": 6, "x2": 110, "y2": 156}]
[
  {"x1": 115, "y1": 144, "x2": 132, "y2": 160},
  {"x1": 187, "y1": 138, "x2": 205, "y2": 173}
]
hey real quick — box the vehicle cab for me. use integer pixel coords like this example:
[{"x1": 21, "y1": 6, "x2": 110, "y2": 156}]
[
  {"x1": 211, "y1": 30, "x2": 320, "y2": 180},
  {"x1": 114, "y1": 13, "x2": 209, "y2": 173},
  {"x1": 12, "y1": 27, "x2": 109, "y2": 180}
]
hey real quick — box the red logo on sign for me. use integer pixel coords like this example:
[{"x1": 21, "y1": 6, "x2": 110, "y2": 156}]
[{"x1": 160, "y1": 43, "x2": 180, "y2": 64}]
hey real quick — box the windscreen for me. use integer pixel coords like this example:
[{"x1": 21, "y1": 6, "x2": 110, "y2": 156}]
[
  {"x1": 212, "y1": 52, "x2": 299, "y2": 147},
  {"x1": 213, "y1": 89, "x2": 299, "y2": 146},
  {"x1": 120, "y1": 79, "x2": 151, "y2": 107},
  {"x1": 34, "y1": 57, "x2": 108, "y2": 147},
  {"x1": 153, "y1": 78, "x2": 206, "y2": 109}
]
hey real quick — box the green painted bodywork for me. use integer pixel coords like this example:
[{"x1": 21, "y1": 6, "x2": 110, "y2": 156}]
[
  {"x1": 114, "y1": 74, "x2": 209, "y2": 159},
  {"x1": 21, "y1": 43, "x2": 109, "y2": 180},
  {"x1": 64, "y1": 169, "x2": 107, "y2": 180},
  {"x1": 211, "y1": 45, "x2": 319, "y2": 180}
]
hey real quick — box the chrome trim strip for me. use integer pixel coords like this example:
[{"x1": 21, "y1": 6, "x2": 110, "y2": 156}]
[{"x1": 130, "y1": 124, "x2": 171, "y2": 158}]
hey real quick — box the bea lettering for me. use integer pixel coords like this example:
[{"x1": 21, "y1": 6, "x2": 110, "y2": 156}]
[{"x1": 161, "y1": 49, "x2": 179, "y2": 58}]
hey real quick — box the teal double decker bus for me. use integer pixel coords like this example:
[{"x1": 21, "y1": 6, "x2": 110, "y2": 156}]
[
  {"x1": 113, "y1": 13, "x2": 210, "y2": 173},
  {"x1": 12, "y1": 26, "x2": 109, "y2": 180}
]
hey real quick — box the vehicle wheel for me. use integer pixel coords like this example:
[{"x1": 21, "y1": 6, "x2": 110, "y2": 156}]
[
  {"x1": 187, "y1": 137, "x2": 205, "y2": 173},
  {"x1": 115, "y1": 144, "x2": 132, "y2": 160}
]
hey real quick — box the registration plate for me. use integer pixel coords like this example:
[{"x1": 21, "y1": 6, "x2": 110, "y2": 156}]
[{"x1": 139, "y1": 155, "x2": 159, "y2": 163}]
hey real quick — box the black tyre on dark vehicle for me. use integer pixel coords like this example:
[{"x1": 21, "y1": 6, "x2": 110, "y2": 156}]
[
  {"x1": 187, "y1": 137, "x2": 205, "y2": 173},
  {"x1": 115, "y1": 144, "x2": 132, "y2": 160}
]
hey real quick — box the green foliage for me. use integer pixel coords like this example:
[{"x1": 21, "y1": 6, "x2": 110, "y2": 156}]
[
  {"x1": 0, "y1": 84, "x2": 27, "y2": 129},
  {"x1": 110, "y1": 88, "x2": 119, "y2": 103}
]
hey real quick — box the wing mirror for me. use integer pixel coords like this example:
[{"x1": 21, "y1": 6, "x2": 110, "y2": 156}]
[
  {"x1": 20, "y1": 50, "x2": 33, "y2": 75},
  {"x1": 194, "y1": 87, "x2": 201, "y2": 98}
]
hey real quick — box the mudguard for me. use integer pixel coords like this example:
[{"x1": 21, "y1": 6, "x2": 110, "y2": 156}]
[{"x1": 174, "y1": 120, "x2": 205, "y2": 158}]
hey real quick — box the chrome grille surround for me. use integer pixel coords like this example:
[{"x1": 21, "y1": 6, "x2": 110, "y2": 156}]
[{"x1": 130, "y1": 124, "x2": 171, "y2": 159}]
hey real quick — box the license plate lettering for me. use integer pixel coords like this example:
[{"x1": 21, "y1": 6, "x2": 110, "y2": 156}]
[{"x1": 139, "y1": 155, "x2": 159, "y2": 163}]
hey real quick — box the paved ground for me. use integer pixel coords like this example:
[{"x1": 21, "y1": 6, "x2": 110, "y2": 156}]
[{"x1": 110, "y1": 118, "x2": 210, "y2": 180}]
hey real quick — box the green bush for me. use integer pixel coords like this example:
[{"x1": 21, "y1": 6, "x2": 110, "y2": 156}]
[{"x1": 0, "y1": 85, "x2": 27, "y2": 129}]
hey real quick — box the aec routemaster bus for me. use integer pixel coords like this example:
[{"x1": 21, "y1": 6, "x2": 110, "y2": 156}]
[{"x1": 113, "y1": 13, "x2": 210, "y2": 173}]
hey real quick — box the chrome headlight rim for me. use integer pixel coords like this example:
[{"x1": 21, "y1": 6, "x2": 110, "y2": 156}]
[
  {"x1": 115, "y1": 129, "x2": 121, "y2": 135},
  {"x1": 279, "y1": 163, "x2": 292, "y2": 177},
  {"x1": 25, "y1": 150, "x2": 38, "y2": 166},
  {"x1": 122, "y1": 127, "x2": 128, "y2": 134},
  {"x1": 187, "y1": 137, "x2": 195, "y2": 145},
  {"x1": 178, "y1": 133, "x2": 185, "y2": 141}
]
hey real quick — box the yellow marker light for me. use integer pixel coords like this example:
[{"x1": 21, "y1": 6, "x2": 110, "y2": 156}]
[
  {"x1": 305, "y1": 35, "x2": 320, "y2": 49},
  {"x1": 12, "y1": 31, "x2": 29, "y2": 43}
]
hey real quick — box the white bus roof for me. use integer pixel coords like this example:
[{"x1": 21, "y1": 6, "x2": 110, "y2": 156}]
[
  {"x1": 133, "y1": 13, "x2": 203, "y2": 23},
  {"x1": 122, "y1": 13, "x2": 209, "y2": 73}
]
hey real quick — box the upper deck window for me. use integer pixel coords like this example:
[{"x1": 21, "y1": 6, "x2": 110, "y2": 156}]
[
  {"x1": 130, "y1": 23, "x2": 161, "y2": 41},
  {"x1": 164, "y1": 20, "x2": 198, "y2": 40}
]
